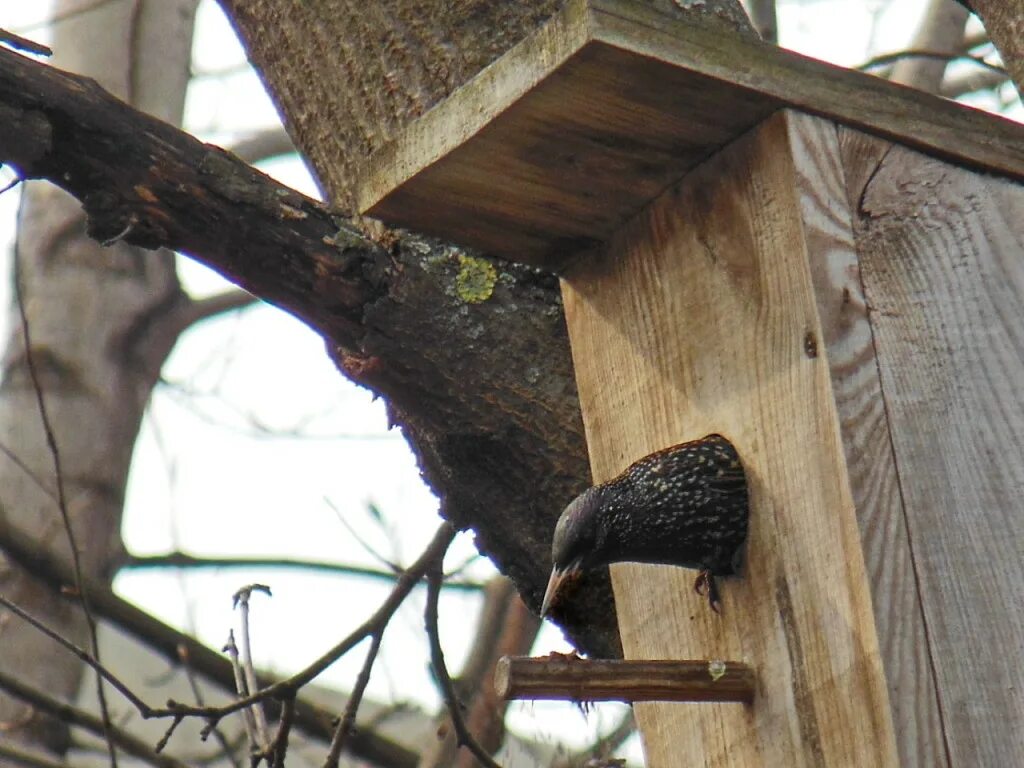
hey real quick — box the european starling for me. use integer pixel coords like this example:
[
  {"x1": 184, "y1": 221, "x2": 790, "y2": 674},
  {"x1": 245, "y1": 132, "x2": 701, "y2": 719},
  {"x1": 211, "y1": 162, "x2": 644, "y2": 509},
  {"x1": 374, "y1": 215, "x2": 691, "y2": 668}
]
[{"x1": 541, "y1": 434, "x2": 749, "y2": 616}]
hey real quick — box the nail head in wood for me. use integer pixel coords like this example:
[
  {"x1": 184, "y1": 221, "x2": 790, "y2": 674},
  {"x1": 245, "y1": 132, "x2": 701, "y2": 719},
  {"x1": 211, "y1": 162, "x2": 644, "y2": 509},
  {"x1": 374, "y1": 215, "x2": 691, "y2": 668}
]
[{"x1": 494, "y1": 655, "x2": 755, "y2": 704}]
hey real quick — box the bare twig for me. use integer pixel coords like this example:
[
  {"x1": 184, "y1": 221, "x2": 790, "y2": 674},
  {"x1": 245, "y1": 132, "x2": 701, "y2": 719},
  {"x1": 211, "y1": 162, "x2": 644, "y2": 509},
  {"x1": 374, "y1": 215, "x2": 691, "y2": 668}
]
[
  {"x1": 232, "y1": 586, "x2": 272, "y2": 752},
  {"x1": 223, "y1": 631, "x2": 260, "y2": 756},
  {"x1": 555, "y1": 711, "x2": 635, "y2": 768},
  {"x1": 121, "y1": 551, "x2": 485, "y2": 591},
  {"x1": 0, "y1": 741, "x2": 74, "y2": 768},
  {"x1": 267, "y1": 696, "x2": 295, "y2": 768},
  {"x1": 0, "y1": 520, "x2": 420, "y2": 768},
  {"x1": 942, "y1": 67, "x2": 1012, "y2": 96},
  {"x1": 15, "y1": 0, "x2": 121, "y2": 35},
  {"x1": 859, "y1": 49, "x2": 1005, "y2": 76},
  {"x1": 425, "y1": 563, "x2": 503, "y2": 768},
  {"x1": 0, "y1": 590, "x2": 151, "y2": 715},
  {"x1": 0, "y1": 438, "x2": 59, "y2": 503},
  {"x1": 165, "y1": 290, "x2": 259, "y2": 339},
  {"x1": 0, "y1": 28, "x2": 52, "y2": 57},
  {"x1": 323, "y1": 632, "x2": 383, "y2": 768},
  {"x1": 177, "y1": 644, "x2": 243, "y2": 768},
  {"x1": 324, "y1": 498, "x2": 401, "y2": 574},
  {"x1": 229, "y1": 129, "x2": 298, "y2": 165},
  {"x1": 0, "y1": 670, "x2": 188, "y2": 768},
  {"x1": 13, "y1": 243, "x2": 119, "y2": 768},
  {"x1": 420, "y1": 577, "x2": 541, "y2": 768}
]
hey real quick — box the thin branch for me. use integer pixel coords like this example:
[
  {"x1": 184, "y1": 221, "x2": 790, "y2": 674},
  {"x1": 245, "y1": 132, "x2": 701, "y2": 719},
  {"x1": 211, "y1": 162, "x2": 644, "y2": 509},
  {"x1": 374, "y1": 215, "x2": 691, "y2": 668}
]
[
  {"x1": 229, "y1": 129, "x2": 298, "y2": 165},
  {"x1": 1, "y1": 524, "x2": 456, "y2": 728},
  {"x1": 0, "y1": 438, "x2": 59, "y2": 503},
  {"x1": 0, "y1": 594, "x2": 152, "y2": 715},
  {"x1": 232, "y1": 586, "x2": 272, "y2": 752},
  {"x1": 13, "y1": 242, "x2": 119, "y2": 768},
  {"x1": 0, "y1": 670, "x2": 188, "y2": 768},
  {"x1": 0, "y1": 28, "x2": 52, "y2": 57},
  {"x1": 171, "y1": 290, "x2": 260, "y2": 335},
  {"x1": 0, "y1": 741, "x2": 71, "y2": 768},
  {"x1": 15, "y1": 0, "x2": 121, "y2": 35},
  {"x1": 120, "y1": 551, "x2": 485, "y2": 590},
  {"x1": 223, "y1": 631, "x2": 259, "y2": 756},
  {"x1": 555, "y1": 711, "x2": 636, "y2": 768},
  {"x1": 323, "y1": 498, "x2": 401, "y2": 574},
  {"x1": 942, "y1": 67, "x2": 1012, "y2": 97},
  {"x1": 323, "y1": 632, "x2": 383, "y2": 768},
  {"x1": 0, "y1": 520, "x2": 420, "y2": 768},
  {"x1": 267, "y1": 696, "x2": 295, "y2": 768},
  {"x1": 177, "y1": 644, "x2": 243, "y2": 768},
  {"x1": 425, "y1": 563, "x2": 503, "y2": 768},
  {"x1": 859, "y1": 49, "x2": 1006, "y2": 76}
]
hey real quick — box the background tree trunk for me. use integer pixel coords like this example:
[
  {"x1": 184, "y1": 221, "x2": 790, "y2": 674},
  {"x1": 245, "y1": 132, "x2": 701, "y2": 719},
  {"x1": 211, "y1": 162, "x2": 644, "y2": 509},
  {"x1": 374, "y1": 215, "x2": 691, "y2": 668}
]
[{"x1": 0, "y1": 0, "x2": 198, "y2": 757}]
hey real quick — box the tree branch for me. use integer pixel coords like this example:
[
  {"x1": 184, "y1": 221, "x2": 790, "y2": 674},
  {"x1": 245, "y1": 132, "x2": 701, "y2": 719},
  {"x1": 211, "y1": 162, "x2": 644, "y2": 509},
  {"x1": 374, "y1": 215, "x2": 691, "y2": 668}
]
[
  {"x1": 228, "y1": 129, "x2": 298, "y2": 165},
  {"x1": 0, "y1": 742, "x2": 69, "y2": 768},
  {"x1": 14, "y1": 240, "x2": 119, "y2": 768},
  {"x1": 166, "y1": 290, "x2": 260, "y2": 337},
  {"x1": 424, "y1": 564, "x2": 503, "y2": 768},
  {"x1": 0, "y1": 519, "x2": 420, "y2": 768},
  {"x1": 0, "y1": 670, "x2": 188, "y2": 768},
  {"x1": 120, "y1": 551, "x2": 485, "y2": 591},
  {"x1": 0, "y1": 35, "x2": 619, "y2": 661},
  {"x1": 0, "y1": 43, "x2": 384, "y2": 347}
]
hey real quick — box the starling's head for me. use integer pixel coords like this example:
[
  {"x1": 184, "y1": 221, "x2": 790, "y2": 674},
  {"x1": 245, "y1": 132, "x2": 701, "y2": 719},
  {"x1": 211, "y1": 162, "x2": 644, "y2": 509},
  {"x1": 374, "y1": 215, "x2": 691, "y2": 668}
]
[{"x1": 540, "y1": 485, "x2": 606, "y2": 616}]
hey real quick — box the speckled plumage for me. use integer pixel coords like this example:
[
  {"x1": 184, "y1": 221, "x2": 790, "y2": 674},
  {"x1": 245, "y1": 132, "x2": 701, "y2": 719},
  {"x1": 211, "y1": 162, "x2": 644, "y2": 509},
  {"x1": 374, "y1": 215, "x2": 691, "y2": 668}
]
[{"x1": 542, "y1": 434, "x2": 749, "y2": 615}]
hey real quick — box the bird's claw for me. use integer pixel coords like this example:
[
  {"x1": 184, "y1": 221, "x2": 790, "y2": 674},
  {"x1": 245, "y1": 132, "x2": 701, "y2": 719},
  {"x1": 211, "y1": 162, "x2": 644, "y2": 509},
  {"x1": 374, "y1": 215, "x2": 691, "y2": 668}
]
[{"x1": 693, "y1": 569, "x2": 722, "y2": 614}]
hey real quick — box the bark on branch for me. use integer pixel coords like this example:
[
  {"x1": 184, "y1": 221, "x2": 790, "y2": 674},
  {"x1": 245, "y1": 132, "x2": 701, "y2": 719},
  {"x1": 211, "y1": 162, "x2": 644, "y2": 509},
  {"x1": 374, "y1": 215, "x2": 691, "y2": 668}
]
[{"x1": 0, "y1": 43, "x2": 619, "y2": 658}]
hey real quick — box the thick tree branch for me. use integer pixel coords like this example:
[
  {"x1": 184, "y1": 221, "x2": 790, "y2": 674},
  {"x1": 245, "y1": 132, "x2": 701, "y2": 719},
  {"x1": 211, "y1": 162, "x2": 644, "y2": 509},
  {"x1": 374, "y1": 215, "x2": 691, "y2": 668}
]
[
  {"x1": 0, "y1": 44, "x2": 382, "y2": 346},
  {"x1": 0, "y1": 41, "x2": 618, "y2": 659},
  {"x1": 970, "y1": 0, "x2": 1023, "y2": 96}
]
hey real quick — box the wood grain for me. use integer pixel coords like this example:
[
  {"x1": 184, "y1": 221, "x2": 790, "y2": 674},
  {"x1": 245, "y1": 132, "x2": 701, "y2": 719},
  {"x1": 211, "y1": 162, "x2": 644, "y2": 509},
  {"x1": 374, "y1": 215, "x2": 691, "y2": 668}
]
[
  {"x1": 561, "y1": 111, "x2": 897, "y2": 766},
  {"x1": 358, "y1": 0, "x2": 1024, "y2": 269},
  {"x1": 841, "y1": 130, "x2": 1024, "y2": 767},
  {"x1": 788, "y1": 113, "x2": 945, "y2": 768},
  {"x1": 495, "y1": 656, "x2": 755, "y2": 703}
]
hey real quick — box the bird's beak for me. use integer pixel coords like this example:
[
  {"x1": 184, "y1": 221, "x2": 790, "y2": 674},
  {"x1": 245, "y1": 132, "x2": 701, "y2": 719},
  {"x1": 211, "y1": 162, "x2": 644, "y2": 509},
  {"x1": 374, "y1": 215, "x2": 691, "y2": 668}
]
[{"x1": 540, "y1": 563, "x2": 579, "y2": 617}]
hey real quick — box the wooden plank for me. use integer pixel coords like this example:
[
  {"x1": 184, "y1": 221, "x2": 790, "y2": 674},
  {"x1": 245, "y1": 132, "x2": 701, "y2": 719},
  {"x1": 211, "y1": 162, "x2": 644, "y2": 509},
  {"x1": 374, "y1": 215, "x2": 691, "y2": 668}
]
[
  {"x1": 357, "y1": 0, "x2": 1024, "y2": 270},
  {"x1": 788, "y1": 114, "x2": 945, "y2": 768},
  {"x1": 839, "y1": 129, "x2": 1024, "y2": 767},
  {"x1": 561, "y1": 111, "x2": 897, "y2": 766}
]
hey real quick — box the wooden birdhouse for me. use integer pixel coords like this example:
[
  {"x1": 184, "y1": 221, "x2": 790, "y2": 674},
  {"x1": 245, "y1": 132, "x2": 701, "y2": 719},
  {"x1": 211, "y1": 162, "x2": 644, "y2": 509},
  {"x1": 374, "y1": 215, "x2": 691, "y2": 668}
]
[{"x1": 355, "y1": 1, "x2": 1024, "y2": 765}]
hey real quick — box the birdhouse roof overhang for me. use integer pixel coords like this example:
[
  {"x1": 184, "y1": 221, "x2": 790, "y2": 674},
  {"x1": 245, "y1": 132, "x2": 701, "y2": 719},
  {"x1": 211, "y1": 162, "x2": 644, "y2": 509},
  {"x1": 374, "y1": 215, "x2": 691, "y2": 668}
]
[{"x1": 356, "y1": 0, "x2": 1024, "y2": 272}]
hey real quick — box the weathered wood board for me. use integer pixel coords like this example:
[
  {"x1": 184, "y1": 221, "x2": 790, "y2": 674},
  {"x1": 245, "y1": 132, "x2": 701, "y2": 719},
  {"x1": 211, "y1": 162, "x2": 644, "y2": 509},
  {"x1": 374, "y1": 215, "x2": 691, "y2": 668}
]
[
  {"x1": 561, "y1": 111, "x2": 898, "y2": 766},
  {"x1": 838, "y1": 128, "x2": 1024, "y2": 767},
  {"x1": 792, "y1": 116, "x2": 945, "y2": 768},
  {"x1": 357, "y1": 0, "x2": 1024, "y2": 270}
]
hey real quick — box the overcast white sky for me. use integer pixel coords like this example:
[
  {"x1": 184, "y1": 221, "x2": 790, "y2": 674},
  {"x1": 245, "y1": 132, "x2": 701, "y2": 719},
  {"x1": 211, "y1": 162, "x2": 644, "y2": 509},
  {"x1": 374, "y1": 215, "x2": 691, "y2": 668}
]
[{"x1": 0, "y1": 0, "x2": 1018, "y2": 764}]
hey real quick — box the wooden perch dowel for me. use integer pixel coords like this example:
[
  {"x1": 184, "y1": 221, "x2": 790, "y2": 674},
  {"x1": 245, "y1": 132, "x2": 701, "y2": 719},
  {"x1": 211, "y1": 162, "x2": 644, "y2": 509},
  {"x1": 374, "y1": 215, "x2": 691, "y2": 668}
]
[{"x1": 494, "y1": 656, "x2": 755, "y2": 704}]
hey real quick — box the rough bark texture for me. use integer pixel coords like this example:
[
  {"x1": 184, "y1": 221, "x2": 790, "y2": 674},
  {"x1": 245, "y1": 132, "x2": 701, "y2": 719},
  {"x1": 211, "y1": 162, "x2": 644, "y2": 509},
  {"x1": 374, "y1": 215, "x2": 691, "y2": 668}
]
[
  {"x1": 971, "y1": 0, "x2": 1023, "y2": 97},
  {"x1": 214, "y1": 0, "x2": 754, "y2": 658},
  {"x1": 0, "y1": 0, "x2": 198, "y2": 757}
]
